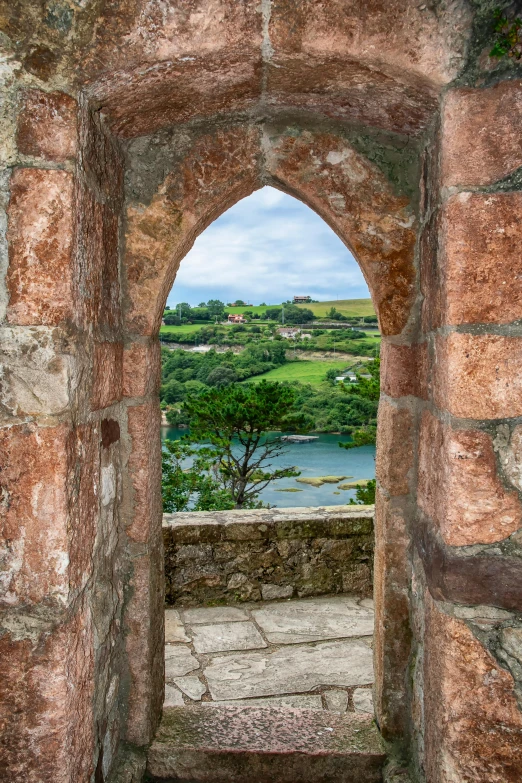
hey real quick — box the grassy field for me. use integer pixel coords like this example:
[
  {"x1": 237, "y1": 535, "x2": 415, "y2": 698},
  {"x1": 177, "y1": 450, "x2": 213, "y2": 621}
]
[
  {"x1": 160, "y1": 324, "x2": 203, "y2": 337},
  {"x1": 296, "y1": 299, "x2": 375, "y2": 318},
  {"x1": 246, "y1": 359, "x2": 353, "y2": 386},
  {"x1": 225, "y1": 298, "x2": 375, "y2": 318}
]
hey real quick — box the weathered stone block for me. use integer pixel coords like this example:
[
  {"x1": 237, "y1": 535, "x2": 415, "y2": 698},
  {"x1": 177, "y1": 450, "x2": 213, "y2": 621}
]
[
  {"x1": 123, "y1": 340, "x2": 161, "y2": 398},
  {"x1": 17, "y1": 89, "x2": 77, "y2": 162},
  {"x1": 373, "y1": 491, "x2": 411, "y2": 739},
  {"x1": 0, "y1": 326, "x2": 76, "y2": 423},
  {"x1": 424, "y1": 594, "x2": 522, "y2": 782},
  {"x1": 440, "y1": 192, "x2": 522, "y2": 325},
  {"x1": 0, "y1": 423, "x2": 71, "y2": 605},
  {"x1": 91, "y1": 341, "x2": 123, "y2": 410},
  {"x1": 442, "y1": 81, "x2": 522, "y2": 187},
  {"x1": 7, "y1": 168, "x2": 74, "y2": 326},
  {"x1": 0, "y1": 603, "x2": 95, "y2": 783},
  {"x1": 418, "y1": 410, "x2": 521, "y2": 546},
  {"x1": 376, "y1": 401, "x2": 414, "y2": 496},
  {"x1": 124, "y1": 547, "x2": 164, "y2": 746},
  {"x1": 380, "y1": 340, "x2": 428, "y2": 400},
  {"x1": 434, "y1": 332, "x2": 522, "y2": 420},
  {"x1": 125, "y1": 401, "x2": 162, "y2": 543}
]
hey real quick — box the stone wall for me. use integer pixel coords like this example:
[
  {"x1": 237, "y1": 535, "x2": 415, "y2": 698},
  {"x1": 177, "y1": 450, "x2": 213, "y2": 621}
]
[{"x1": 163, "y1": 507, "x2": 374, "y2": 607}]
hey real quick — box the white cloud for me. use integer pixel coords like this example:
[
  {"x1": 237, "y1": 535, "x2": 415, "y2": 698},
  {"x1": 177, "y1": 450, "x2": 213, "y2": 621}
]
[{"x1": 167, "y1": 186, "x2": 370, "y2": 306}]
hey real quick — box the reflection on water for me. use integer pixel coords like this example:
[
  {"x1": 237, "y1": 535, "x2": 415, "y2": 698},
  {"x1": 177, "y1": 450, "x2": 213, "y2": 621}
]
[{"x1": 161, "y1": 427, "x2": 375, "y2": 508}]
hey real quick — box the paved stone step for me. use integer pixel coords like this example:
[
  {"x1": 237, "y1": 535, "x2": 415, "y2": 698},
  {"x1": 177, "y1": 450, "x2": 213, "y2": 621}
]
[{"x1": 147, "y1": 705, "x2": 385, "y2": 783}]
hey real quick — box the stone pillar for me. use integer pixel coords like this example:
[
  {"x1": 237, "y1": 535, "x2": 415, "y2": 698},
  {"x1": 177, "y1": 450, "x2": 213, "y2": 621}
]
[
  {"x1": 0, "y1": 90, "x2": 130, "y2": 782},
  {"x1": 413, "y1": 81, "x2": 522, "y2": 781}
]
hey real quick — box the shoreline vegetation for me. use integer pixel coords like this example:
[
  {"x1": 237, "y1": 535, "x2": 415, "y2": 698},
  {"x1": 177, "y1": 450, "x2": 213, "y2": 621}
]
[{"x1": 160, "y1": 298, "x2": 379, "y2": 441}]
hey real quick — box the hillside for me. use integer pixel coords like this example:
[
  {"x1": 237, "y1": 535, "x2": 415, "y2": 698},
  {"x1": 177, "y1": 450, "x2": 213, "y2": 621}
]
[
  {"x1": 224, "y1": 298, "x2": 375, "y2": 318},
  {"x1": 295, "y1": 299, "x2": 375, "y2": 318}
]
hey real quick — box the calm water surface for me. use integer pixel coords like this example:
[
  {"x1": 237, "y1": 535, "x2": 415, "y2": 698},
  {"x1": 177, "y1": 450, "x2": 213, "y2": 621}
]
[{"x1": 162, "y1": 427, "x2": 375, "y2": 508}]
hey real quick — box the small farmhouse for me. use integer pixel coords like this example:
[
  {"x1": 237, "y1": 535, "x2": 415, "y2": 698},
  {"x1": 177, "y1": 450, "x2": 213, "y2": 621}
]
[
  {"x1": 228, "y1": 314, "x2": 246, "y2": 323},
  {"x1": 293, "y1": 295, "x2": 312, "y2": 303}
]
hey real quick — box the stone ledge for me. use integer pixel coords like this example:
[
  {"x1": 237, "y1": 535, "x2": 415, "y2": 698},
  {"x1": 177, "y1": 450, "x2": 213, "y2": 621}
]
[
  {"x1": 147, "y1": 705, "x2": 385, "y2": 782},
  {"x1": 163, "y1": 507, "x2": 374, "y2": 606}
]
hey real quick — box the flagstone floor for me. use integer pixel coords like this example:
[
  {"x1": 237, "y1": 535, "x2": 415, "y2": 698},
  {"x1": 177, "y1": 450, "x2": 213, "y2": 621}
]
[{"x1": 164, "y1": 594, "x2": 375, "y2": 715}]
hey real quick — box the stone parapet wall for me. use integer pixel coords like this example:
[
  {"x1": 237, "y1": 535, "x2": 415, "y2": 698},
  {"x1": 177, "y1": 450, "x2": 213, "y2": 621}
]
[{"x1": 163, "y1": 506, "x2": 374, "y2": 607}]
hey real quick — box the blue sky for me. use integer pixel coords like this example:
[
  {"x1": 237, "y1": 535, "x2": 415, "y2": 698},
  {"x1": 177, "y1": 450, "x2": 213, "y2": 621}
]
[{"x1": 166, "y1": 186, "x2": 370, "y2": 307}]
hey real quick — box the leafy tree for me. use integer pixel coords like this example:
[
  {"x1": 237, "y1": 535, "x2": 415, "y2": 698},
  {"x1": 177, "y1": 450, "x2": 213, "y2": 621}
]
[
  {"x1": 161, "y1": 379, "x2": 185, "y2": 404},
  {"x1": 206, "y1": 366, "x2": 237, "y2": 387},
  {"x1": 348, "y1": 479, "x2": 376, "y2": 506},
  {"x1": 162, "y1": 439, "x2": 235, "y2": 512},
  {"x1": 207, "y1": 299, "x2": 226, "y2": 318},
  {"x1": 184, "y1": 382, "x2": 313, "y2": 508}
]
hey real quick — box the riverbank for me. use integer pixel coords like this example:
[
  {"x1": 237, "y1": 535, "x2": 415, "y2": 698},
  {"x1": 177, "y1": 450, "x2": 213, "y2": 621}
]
[{"x1": 162, "y1": 427, "x2": 376, "y2": 508}]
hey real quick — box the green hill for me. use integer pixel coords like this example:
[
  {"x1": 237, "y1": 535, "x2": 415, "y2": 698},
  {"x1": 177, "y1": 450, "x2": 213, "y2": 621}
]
[
  {"x1": 224, "y1": 299, "x2": 375, "y2": 318},
  {"x1": 296, "y1": 299, "x2": 375, "y2": 318}
]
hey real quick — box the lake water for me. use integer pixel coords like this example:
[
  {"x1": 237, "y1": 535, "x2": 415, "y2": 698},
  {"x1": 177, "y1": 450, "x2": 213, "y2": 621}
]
[{"x1": 162, "y1": 427, "x2": 376, "y2": 508}]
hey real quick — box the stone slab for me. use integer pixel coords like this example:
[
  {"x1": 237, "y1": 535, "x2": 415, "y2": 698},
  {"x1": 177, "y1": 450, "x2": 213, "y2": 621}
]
[
  {"x1": 190, "y1": 622, "x2": 267, "y2": 654},
  {"x1": 165, "y1": 645, "x2": 199, "y2": 679},
  {"x1": 165, "y1": 609, "x2": 190, "y2": 643},
  {"x1": 205, "y1": 639, "x2": 374, "y2": 701},
  {"x1": 353, "y1": 688, "x2": 374, "y2": 714},
  {"x1": 175, "y1": 676, "x2": 207, "y2": 701},
  {"x1": 251, "y1": 596, "x2": 374, "y2": 644},
  {"x1": 324, "y1": 690, "x2": 349, "y2": 713},
  {"x1": 203, "y1": 694, "x2": 323, "y2": 710},
  {"x1": 164, "y1": 684, "x2": 185, "y2": 707},
  {"x1": 183, "y1": 606, "x2": 249, "y2": 624},
  {"x1": 149, "y1": 706, "x2": 385, "y2": 782}
]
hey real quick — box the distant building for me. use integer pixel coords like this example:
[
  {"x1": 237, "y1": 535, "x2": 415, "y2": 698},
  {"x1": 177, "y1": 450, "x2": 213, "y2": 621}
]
[
  {"x1": 335, "y1": 373, "x2": 357, "y2": 384},
  {"x1": 228, "y1": 314, "x2": 246, "y2": 323},
  {"x1": 278, "y1": 327, "x2": 300, "y2": 339},
  {"x1": 293, "y1": 295, "x2": 311, "y2": 303}
]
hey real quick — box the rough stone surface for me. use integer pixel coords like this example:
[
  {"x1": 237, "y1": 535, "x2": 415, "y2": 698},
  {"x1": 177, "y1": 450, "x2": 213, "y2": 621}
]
[
  {"x1": 380, "y1": 340, "x2": 428, "y2": 400},
  {"x1": 418, "y1": 410, "x2": 521, "y2": 546},
  {"x1": 424, "y1": 594, "x2": 522, "y2": 782},
  {"x1": 251, "y1": 595, "x2": 374, "y2": 645},
  {"x1": 415, "y1": 513, "x2": 522, "y2": 613},
  {"x1": 123, "y1": 340, "x2": 161, "y2": 398},
  {"x1": 164, "y1": 507, "x2": 374, "y2": 606},
  {"x1": 17, "y1": 89, "x2": 77, "y2": 162},
  {"x1": 174, "y1": 676, "x2": 206, "y2": 701},
  {"x1": 375, "y1": 401, "x2": 414, "y2": 497},
  {"x1": 125, "y1": 401, "x2": 162, "y2": 543},
  {"x1": 353, "y1": 688, "x2": 374, "y2": 714},
  {"x1": 7, "y1": 168, "x2": 74, "y2": 326},
  {"x1": 165, "y1": 610, "x2": 189, "y2": 643},
  {"x1": 149, "y1": 705, "x2": 385, "y2": 782},
  {"x1": 0, "y1": 423, "x2": 72, "y2": 605},
  {"x1": 165, "y1": 646, "x2": 199, "y2": 680},
  {"x1": 164, "y1": 684, "x2": 184, "y2": 708},
  {"x1": 91, "y1": 341, "x2": 123, "y2": 411},
  {"x1": 442, "y1": 81, "x2": 522, "y2": 187},
  {"x1": 183, "y1": 606, "x2": 248, "y2": 624},
  {"x1": 0, "y1": 326, "x2": 77, "y2": 423},
  {"x1": 324, "y1": 690, "x2": 349, "y2": 713},
  {"x1": 203, "y1": 694, "x2": 324, "y2": 710},
  {"x1": 373, "y1": 491, "x2": 411, "y2": 739},
  {"x1": 190, "y1": 621, "x2": 267, "y2": 654},
  {"x1": 434, "y1": 332, "x2": 522, "y2": 420},
  {"x1": 440, "y1": 192, "x2": 522, "y2": 325},
  {"x1": 205, "y1": 639, "x2": 373, "y2": 701}
]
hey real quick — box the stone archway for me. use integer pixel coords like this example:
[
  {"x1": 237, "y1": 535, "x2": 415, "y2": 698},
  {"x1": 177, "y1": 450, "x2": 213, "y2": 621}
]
[
  {"x1": 120, "y1": 118, "x2": 420, "y2": 750},
  {"x1": 1, "y1": 2, "x2": 522, "y2": 782}
]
